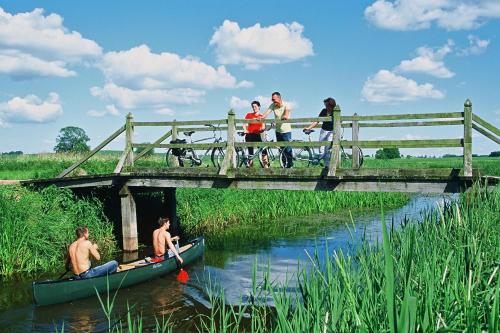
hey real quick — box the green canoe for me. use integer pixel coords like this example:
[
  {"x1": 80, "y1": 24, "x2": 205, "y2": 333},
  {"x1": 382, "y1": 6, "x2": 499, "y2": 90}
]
[{"x1": 33, "y1": 237, "x2": 205, "y2": 306}]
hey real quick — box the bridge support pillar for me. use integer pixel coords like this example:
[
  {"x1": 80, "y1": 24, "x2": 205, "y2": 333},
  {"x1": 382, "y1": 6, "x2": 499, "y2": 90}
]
[
  {"x1": 119, "y1": 185, "x2": 138, "y2": 252},
  {"x1": 163, "y1": 188, "x2": 178, "y2": 235}
]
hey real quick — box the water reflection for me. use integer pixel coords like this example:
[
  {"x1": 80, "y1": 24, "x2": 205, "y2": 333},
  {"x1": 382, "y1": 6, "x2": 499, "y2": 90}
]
[{"x1": 0, "y1": 193, "x2": 456, "y2": 332}]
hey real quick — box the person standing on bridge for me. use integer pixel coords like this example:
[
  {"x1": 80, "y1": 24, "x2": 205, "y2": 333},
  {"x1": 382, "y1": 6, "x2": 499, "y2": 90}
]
[
  {"x1": 261, "y1": 92, "x2": 293, "y2": 168},
  {"x1": 67, "y1": 226, "x2": 118, "y2": 279},
  {"x1": 152, "y1": 217, "x2": 183, "y2": 264},
  {"x1": 304, "y1": 97, "x2": 336, "y2": 166},
  {"x1": 243, "y1": 100, "x2": 269, "y2": 168}
]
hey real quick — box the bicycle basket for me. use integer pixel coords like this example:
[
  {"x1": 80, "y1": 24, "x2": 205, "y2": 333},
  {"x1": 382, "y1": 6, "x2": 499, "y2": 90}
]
[{"x1": 170, "y1": 139, "x2": 187, "y2": 156}]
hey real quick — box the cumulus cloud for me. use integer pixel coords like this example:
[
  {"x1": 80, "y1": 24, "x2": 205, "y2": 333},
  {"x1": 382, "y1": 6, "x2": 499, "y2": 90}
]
[
  {"x1": 91, "y1": 83, "x2": 205, "y2": 110},
  {"x1": 395, "y1": 40, "x2": 455, "y2": 78},
  {"x1": 0, "y1": 7, "x2": 101, "y2": 78},
  {"x1": 362, "y1": 69, "x2": 445, "y2": 103},
  {"x1": 0, "y1": 92, "x2": 63, "y2": 124},
  {"x1": 365, "y1": 0, "x2": 500, "y2": 31},
  {"x1": 230, "y1": 96, "x2": 251, "y2": 109},
  {"x1": 210, "y1": 20, "x2": 314, "y2": 70},
  {"x1": 458, "y1": 35, "x2": 490, "y2": 56},
  {"x1": 155, "y1": 108, "x2": 175, "y2": 116},
  {"x1": 87, "y1": 104, "x2": 120, "y2": 117},
  {"x1": 100, "y1": 45, "x2": 251, "y2": 90},
  {"x1": 93, "y1": 45, "x2": 251, "y2": 111}
]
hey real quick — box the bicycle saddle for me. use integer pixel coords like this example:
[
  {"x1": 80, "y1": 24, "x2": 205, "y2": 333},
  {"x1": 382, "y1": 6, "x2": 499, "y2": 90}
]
[
  {"x1": 183, "y1": 131, "x2": 195, "y2": 136},
  {"x1": 303, "y1": 129, "x2": 315, "y2": 134},
  {"x1": 237, "y1": 131, "x2": 246, "y2": 136}
]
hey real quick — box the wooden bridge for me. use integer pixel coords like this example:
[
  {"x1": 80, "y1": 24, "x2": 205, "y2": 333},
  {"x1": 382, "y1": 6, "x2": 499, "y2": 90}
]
[{"x1": 24, "y1": 99, "x2": 499, "y2": 251}]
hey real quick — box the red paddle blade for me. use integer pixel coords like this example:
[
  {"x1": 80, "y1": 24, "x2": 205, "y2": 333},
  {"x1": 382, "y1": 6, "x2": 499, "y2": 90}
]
[{"x1": 177, "y1": 269, "x2": 189, "y2": 284}]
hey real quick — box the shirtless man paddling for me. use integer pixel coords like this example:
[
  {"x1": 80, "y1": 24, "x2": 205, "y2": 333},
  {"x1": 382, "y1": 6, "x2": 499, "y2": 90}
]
[
  {"x1": 67, "y1": 226, "x2": 118, "y2": 279},
  {"x1": 152, "y1": 217, "x2": 183, "y2": 264}
]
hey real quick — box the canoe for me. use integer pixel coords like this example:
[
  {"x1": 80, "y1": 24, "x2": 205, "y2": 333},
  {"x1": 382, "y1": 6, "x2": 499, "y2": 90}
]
[{"x1": 33, "y1": 237, "x2": 205, "y2": 306}]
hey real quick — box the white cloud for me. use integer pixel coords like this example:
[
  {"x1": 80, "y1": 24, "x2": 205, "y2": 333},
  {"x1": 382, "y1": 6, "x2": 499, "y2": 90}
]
[
  {"x1": 402, "y1": 134, "x2": 426, "y2": 140},
  {"x1": 0, "y1": 92, "x2": 62, "y2": 124},
  {"x1": 100, "y1": 45, "x2": 250, "y2": 90},
  {"x1": 91, "y1": 83, "x2": 205, "y2": 110},
  {"x1": 209, "y1": 20, "x2": 314, "y2": 70},
  {"x1": 458, "y1": 35, "x2": 490, "y2": 56},
  {"x1": 362, "y1": 69, "x2": 445, "y2": 103},
  {"x1": 0, "y1": 7, "x2": 101, "y2": 78},
  {"x1": 365, "y1": 0, "x2": 500, "y2": 31},
  {"x1": 230, "y1": 96, "x2": 250, "y2": 109},
  {"x1": 155, "y1": 108, "x2": 175, "y2": 116},
  {"x1": 87, "y1": 104, "x2": 120, "y2": 117},
  {"x1": 395, "y1": 40, "x2": 455, "y2": 78}
]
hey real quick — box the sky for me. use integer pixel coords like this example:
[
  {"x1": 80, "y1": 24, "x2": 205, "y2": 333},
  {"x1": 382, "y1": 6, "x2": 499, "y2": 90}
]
[{"x1": 0, "y1": 0, "x2": 499, "y2": 156}]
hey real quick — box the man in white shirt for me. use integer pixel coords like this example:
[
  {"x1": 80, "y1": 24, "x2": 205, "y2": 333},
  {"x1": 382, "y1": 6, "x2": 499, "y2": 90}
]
[{"x1": 261, "y1": 92, "x2": 293, "y2": 167}]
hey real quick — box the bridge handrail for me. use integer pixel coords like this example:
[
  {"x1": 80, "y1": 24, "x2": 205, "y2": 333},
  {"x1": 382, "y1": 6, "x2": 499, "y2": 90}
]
[
  {"x1": 57, "y1": 125, "x2": 125, "y2": 178},
  {"x1": 56, "y1": 98, "x2": 498, "y2": 180}
]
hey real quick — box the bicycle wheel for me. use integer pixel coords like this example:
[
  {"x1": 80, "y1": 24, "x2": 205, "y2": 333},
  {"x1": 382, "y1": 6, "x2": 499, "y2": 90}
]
[
  {"x1": 210, "y1": 147, "x2": 226, "y2": 168},
  {"x1": 257, "y1": 147, "x2": 271, "y2": 167},
  {"x1": 279, "y1": 146, "x2": 312, "y2": 168},
  {"x1": 339, "y1": 146, "x2": 364, "y2": 168}
]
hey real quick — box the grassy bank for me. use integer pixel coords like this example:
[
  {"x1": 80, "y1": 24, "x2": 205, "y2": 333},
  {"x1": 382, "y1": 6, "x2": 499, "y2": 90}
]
[
  {"x1": 0, "y1": 185, "x2": 117, "y2": 279},
  {"x1": 0, "y1": 153, "x2": 498, "y2": 179},
  {"x1": 177, "y1": 188, "x2": 409, "y2": 249},
  {"x1": 201, "y1": 184, "x2": 499, "y2": 332}
]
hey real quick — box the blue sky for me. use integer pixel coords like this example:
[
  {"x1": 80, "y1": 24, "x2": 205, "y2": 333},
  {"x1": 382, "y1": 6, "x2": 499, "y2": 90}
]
[{"x1": 0, "y1": 0, "x2": 499, "y2": 155}]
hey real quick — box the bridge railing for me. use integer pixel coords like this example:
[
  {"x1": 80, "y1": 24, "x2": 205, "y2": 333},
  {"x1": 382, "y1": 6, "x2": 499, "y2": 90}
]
[{"x1": 57, "y1": 99, "x2": 499, "y2": 178}]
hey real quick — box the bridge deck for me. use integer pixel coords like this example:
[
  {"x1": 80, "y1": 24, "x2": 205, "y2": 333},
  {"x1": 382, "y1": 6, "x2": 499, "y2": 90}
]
[{"x1": 22, "y1": 168, "x2": 497, "y2": 193}]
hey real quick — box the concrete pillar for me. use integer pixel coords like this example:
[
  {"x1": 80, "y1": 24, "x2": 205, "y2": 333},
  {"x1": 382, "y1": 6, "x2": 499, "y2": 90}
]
[
  {"x1": 119, "y1": 185, "x2": 138, "y2": 252},
  {"x1": 163, "y1": 188, "x2": 178, "y2": 234}
]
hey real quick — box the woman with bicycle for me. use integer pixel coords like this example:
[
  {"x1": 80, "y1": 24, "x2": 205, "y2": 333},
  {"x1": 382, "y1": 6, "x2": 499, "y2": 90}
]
[
  {"x1": 243, "y1": 101, "x2": 269, "y2": 168},
  {"x1": 304, "y1": 97, "x2": 336, "y2": 166}
]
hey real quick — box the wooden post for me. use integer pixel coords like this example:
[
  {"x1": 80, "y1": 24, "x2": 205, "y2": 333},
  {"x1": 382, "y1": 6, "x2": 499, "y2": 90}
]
[
  {"x1": 119, "y1": 185, "x2": 138, "y2": 252},
  {"x1": 328, "y1": 105, "x2": 342, "y2": 176},
  {"x1": 170, "y1": 120, "x2": 180, "y2": 167},
  {"x1": 463, "y1": 99, "x2": 473, "y2": 177},
  {"x1": 352, "y1": 113, "x2": 360, "y2": 169},
  {"x1": 125, "y1": 113, "x2": 134, "y2": 168},
  {"x1": 163, "y1": 188, "x2": 178, "y2": 235},
  {"x1": 219, "y1": 109, "x2": 237, "y2": 176}
]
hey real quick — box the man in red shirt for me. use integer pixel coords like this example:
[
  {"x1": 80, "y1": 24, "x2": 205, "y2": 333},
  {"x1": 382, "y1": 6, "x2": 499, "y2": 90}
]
[{"x1": 244, "y1": 101, "x2": 268, "y2": 167}]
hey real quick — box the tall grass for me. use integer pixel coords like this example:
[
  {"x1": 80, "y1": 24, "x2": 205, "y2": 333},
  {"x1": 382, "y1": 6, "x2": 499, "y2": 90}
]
[
  {"x1": 0, "y1": 185, "x2": 117, "y2": 278},
  {"x1": 177, "y1": 188, "x2": 409, "y2": 248},
  {"x1": 199, "y1": 184, "x2": 499, "y2": 332}
]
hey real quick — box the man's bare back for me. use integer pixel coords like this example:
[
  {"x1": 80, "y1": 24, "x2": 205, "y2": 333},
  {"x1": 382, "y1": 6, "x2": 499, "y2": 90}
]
[{"x1": 68, "y1": 230, "x2": 100, "y2": 275}]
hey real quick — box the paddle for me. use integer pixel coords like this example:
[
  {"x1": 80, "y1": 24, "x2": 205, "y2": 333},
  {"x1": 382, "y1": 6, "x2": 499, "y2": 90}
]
[
  {"x1": 57, "y1": 269, "x2": 70, "y2": 280},
  {"x1": 175, "y1": 258, "x2": 189, "y2": 283}
]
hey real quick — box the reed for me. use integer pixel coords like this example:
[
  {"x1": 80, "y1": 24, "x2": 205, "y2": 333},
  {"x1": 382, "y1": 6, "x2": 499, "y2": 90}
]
[
  {"x1": 198, "y1": 183, "x2": 500, "y2": 332},
  {"x1": 0, "y1": 185, "x2": 117, "y2": 278},
  {"x1": 177, "y1": 188, "x2": 409, "y2": 248}
]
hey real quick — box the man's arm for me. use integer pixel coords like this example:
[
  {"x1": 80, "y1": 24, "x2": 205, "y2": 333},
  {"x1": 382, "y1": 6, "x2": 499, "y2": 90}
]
[
  {"x1": 261, "y1": 108, "x2": 272, "y2": 118},
  {"x1": 88, "y1": 242, "x2": 101, "y2": 261},
  {"x1": 166, "y1": 232, "x2": 183, "y2": 264}
]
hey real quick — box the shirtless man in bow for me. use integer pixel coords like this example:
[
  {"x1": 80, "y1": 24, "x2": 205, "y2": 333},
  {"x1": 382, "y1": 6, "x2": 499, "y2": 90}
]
[
  {"x1": 67, "y1": 226, "x2": 118, "y2": 279},
  {"x1": 152, "y1": 217, "x2": 183, "y2": 264}
]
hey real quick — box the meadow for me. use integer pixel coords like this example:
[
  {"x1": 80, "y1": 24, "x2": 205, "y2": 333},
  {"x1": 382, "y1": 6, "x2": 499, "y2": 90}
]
[{"x1": 0, "y1": 152, "x2": 498, "y2": 179}]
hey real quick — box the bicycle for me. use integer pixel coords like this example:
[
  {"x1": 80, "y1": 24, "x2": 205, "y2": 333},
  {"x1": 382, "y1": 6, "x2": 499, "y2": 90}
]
[
  {"x1": 279, "y1": 128, "x2": 364, "y2": 168},
  {"x1": 166, "y1": 124, "x2": 225, "y2": 167},
  {"x1": 236, "y1": 124, "x2": 280, "y2": 168}
]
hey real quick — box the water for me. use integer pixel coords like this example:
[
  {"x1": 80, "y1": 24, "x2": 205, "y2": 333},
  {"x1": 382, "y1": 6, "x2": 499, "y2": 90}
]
[{"x1": 0, "y1": 194, "x2": 456, "y2": 332}]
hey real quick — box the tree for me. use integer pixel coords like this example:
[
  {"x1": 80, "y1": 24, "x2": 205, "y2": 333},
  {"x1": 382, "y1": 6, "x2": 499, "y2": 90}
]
[
  {"x1": 54, "y1": 126, "x2": 90, "y2": 153},
  {"x1": 489, "y1": 151, "x2": 500, "y2": 157},
  {"x1": 375, "y1": 148, "x2": 401, "y2": 159}
]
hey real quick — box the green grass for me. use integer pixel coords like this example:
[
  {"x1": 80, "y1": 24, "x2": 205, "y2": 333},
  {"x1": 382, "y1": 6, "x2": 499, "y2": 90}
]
[
  {"x1": 0, "y1": 153, "x2": 498, "y2": 180},
  {"x1": 0, "y1": 185, "x2": 117, "y2": 279},
  {"x1": 199, "y1": 183, "x2": 500, "y2": 332},
  {"x1": 177, "y1": 188, "x2": 409, "y2": 249}
]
